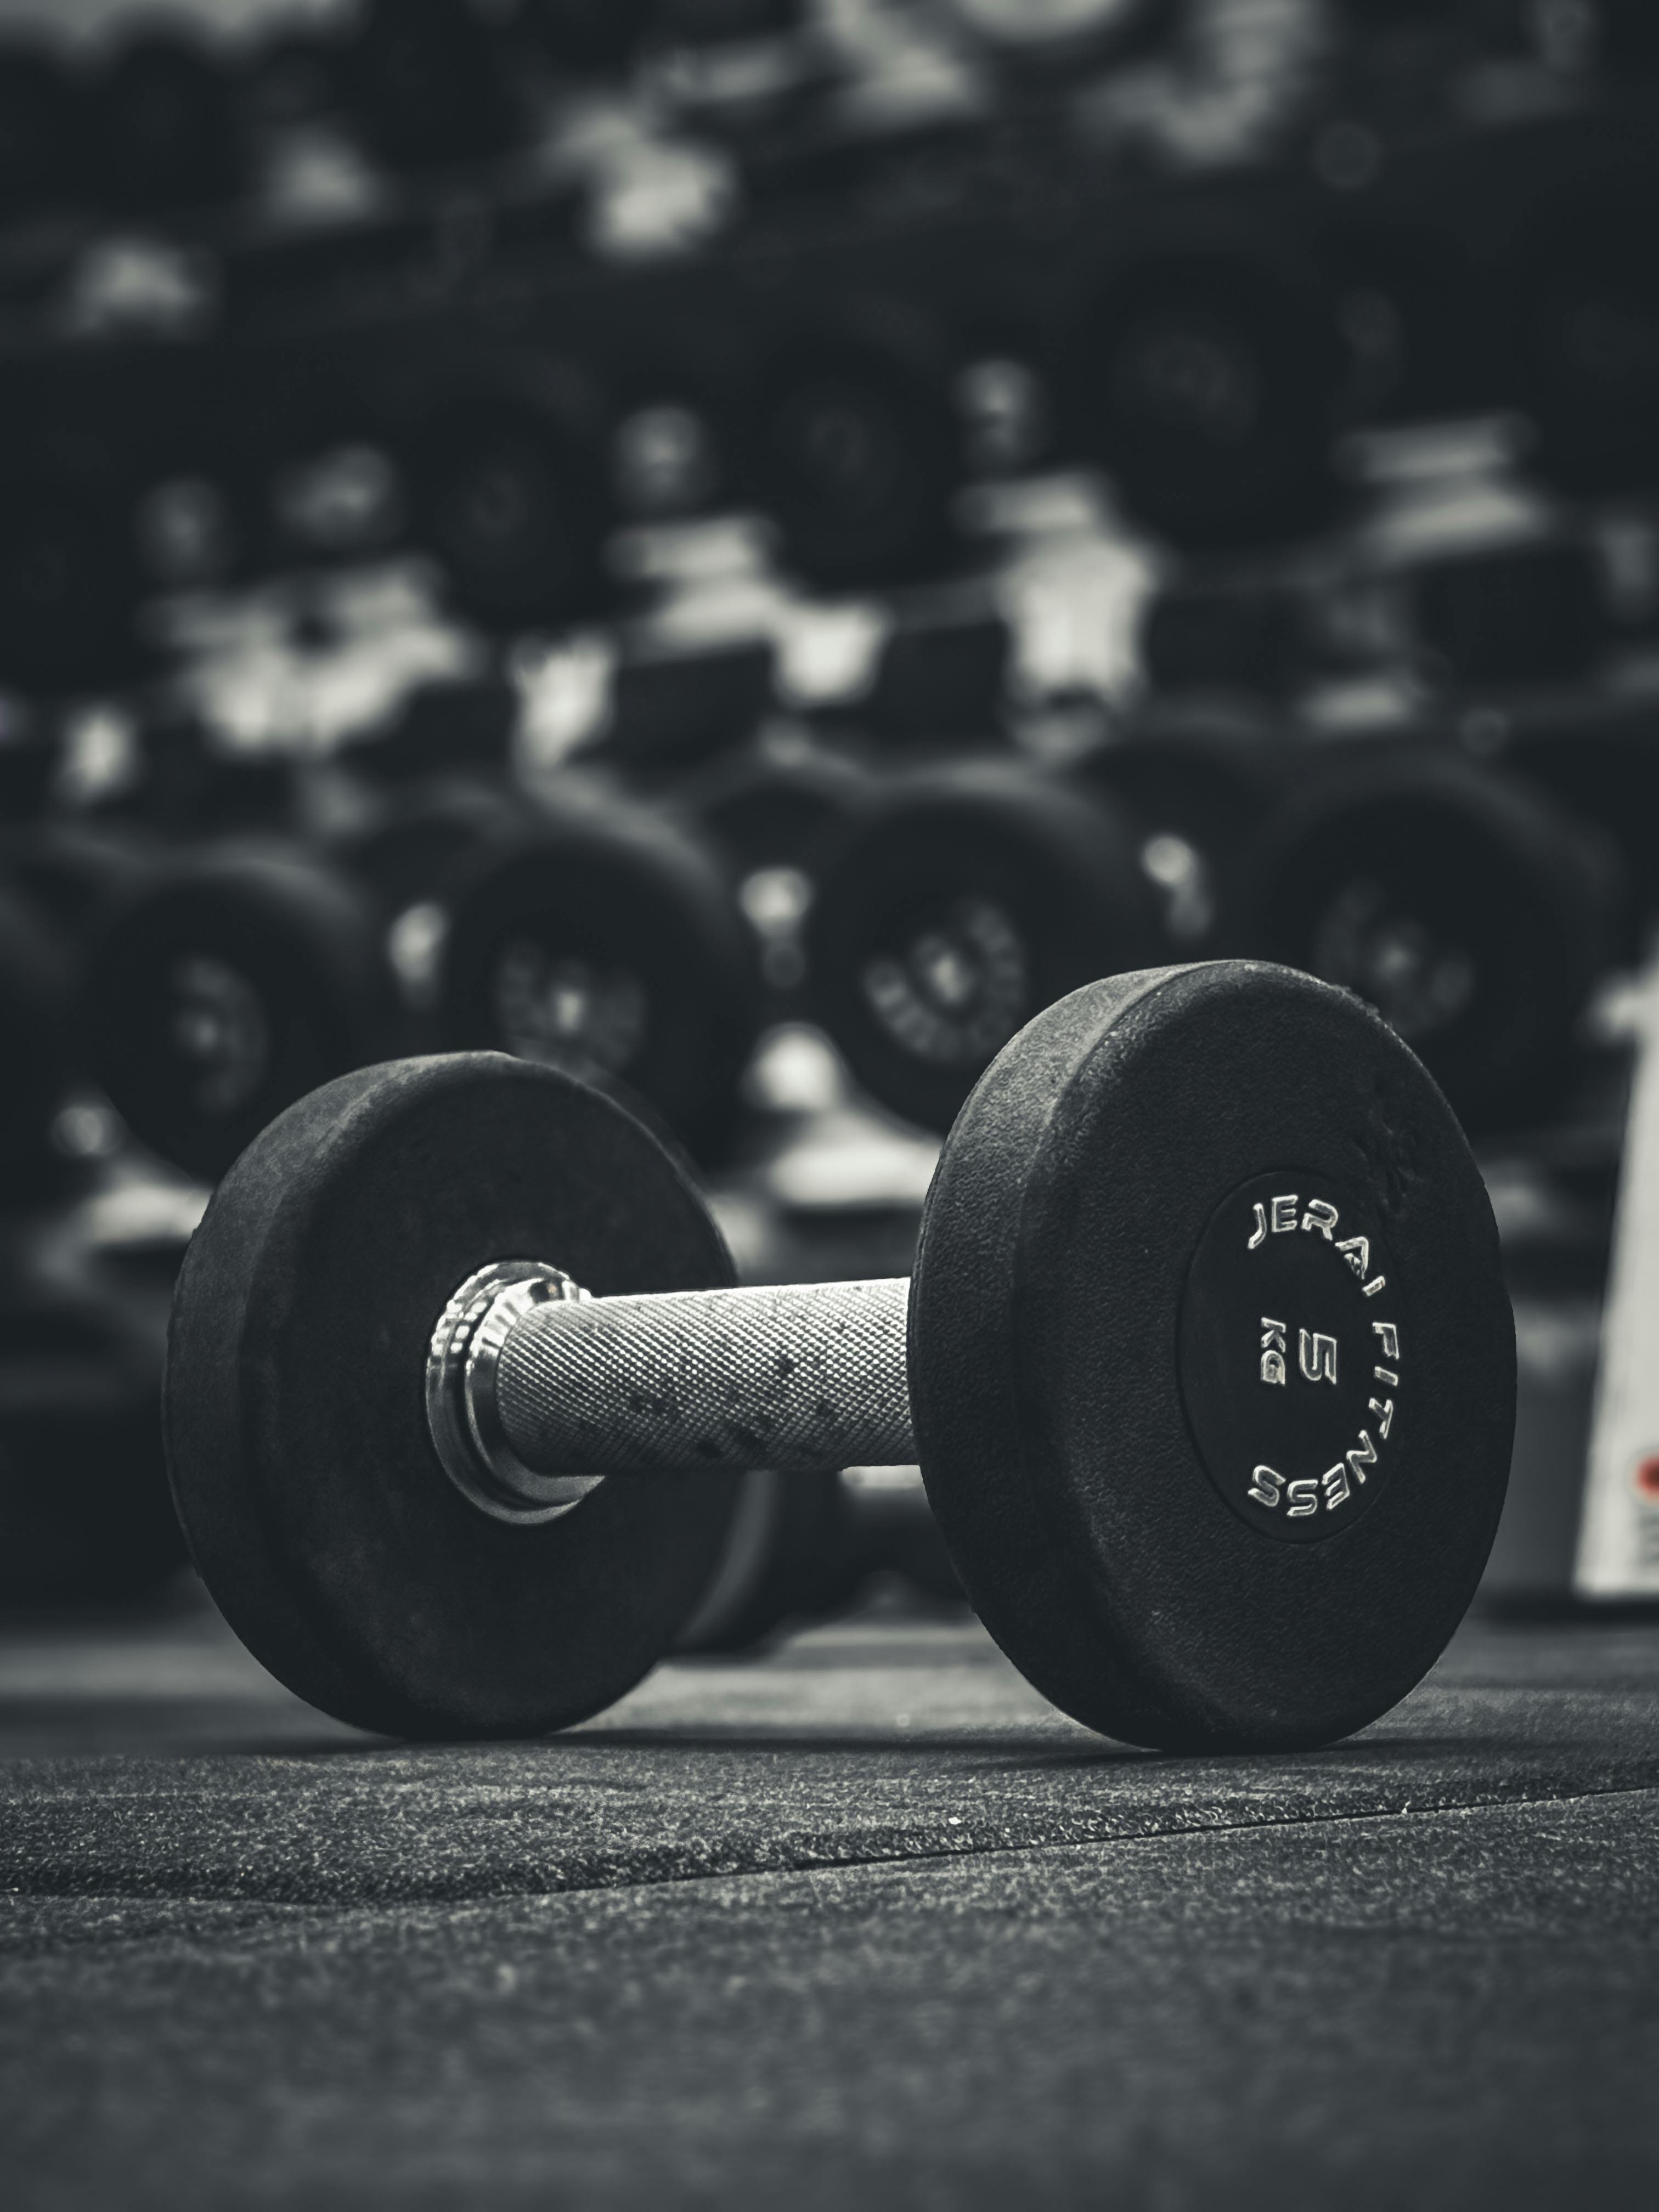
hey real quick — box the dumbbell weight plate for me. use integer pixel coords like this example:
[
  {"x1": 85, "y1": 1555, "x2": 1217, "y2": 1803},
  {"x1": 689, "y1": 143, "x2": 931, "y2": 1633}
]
[
  {"x1": 81, "y1": 847, "x2": 408, "y2": 1180},
  {"x1": 807, "y1": 763, "x2": 1161, "y2": 1132},
  {"x1": 436, "y1": 794, "x2": 761, "y2": 1160},
  {"x1": 912, "y1": 961, "x2": 1514, "y2": 1750},
  {"x1": 1249, "y1": 749, "x2": 1609, "y2": 1136},
  {"x1": 402, "y1": 395, "x2": 612, "y2": 633},
  {"x1": 1074, "y1": 708, "x2": 1292, "y2": 953},
  {"x1": 1066, "y1": 250, "x2": 1345, "y2": 551},
  {"x1": 165, "y1": 1054, "x2": 742, "y2": 1737},
  {"x1": 744, "y1": 334, "x2": 968, "y2": 591}
]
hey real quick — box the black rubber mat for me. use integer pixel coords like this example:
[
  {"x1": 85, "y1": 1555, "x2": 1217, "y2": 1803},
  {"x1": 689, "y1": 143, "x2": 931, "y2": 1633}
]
[{"x1": 3, "y1": 1597, "x2": 1657, "y2": 2207}]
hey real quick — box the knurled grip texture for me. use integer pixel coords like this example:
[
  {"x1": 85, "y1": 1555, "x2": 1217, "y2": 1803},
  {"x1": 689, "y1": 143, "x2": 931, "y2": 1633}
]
[{"x1": 493, "y1": 1277, "x2": 914, "y2": 1474}]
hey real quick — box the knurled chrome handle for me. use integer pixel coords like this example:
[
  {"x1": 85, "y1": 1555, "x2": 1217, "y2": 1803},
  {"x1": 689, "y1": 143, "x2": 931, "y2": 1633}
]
[
  {"x1": 427, "y1": 1266, "x2": 914, "y2": 1521},
  {"x1": 495, "y1": 1276, "x2": 913, "y2": 1475}
]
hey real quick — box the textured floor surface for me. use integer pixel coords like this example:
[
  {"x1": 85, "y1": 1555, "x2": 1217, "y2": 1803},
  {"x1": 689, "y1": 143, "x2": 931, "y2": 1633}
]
[{"x1": 3, "y1": 1592, "x2": 1657, "y2": 2209}]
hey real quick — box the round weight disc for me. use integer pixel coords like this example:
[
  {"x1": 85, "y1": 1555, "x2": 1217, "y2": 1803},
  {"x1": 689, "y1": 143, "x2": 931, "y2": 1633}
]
[
  {"x1": 81, "y1": 845, "x2": 407, "y2": 1181},
  {"x1": 437, "y1": 794, "x2": 760, "y2": 1161},
  {"x1": 1066, "y1": 251, "x2": 1345, "y2": 551},
  {"x1": 808, "y1": 763, "x2": 1162, "y2": 1132},
  {"x1": 165, "y1": 1053, "x2": 743, "y2": 1737},
  {"x1": 910, "y1": 960, "x2": 1514, "y2": 1752},
  {"x1": 1248, "y1": 749, "x2": 1607, "y2": 1136}
]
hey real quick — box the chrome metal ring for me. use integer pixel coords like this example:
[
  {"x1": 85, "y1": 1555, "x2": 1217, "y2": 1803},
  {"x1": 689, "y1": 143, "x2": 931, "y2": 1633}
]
[{"x1": 425, "y1": 1260, "x2": 605, "y2": 1526}]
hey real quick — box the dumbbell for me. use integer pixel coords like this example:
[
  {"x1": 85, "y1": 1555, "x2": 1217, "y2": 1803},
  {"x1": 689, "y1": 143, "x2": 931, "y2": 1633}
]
[
  {"x1": 79, "y1": 738, "x2": 761, "y2": 1176},
  {"x1": 738, "y1": 329, "x2": 970, "y2": 590},
  {"x1": 165, "y1": 960, "x2": 1514, "y2": 1746},
  {"x1": 339, "y1": 676, "x2": 765, "y2": 1160},
  {"x1": 1063, "y1": 246, "x2": 1347, "y2": 552},
  {"x1": 1074, "y1": 704, "x2": 1294, "y2": 955},
  {"x1": 1248, "y1": 743, "x2": 1618, "y2": 1138},
  {"x1": 804, "y1": 758, "x2": 1165, "y2": 1131}
]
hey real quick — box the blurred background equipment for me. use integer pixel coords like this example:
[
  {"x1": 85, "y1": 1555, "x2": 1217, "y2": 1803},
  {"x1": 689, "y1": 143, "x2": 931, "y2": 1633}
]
[{"x1": 1, "y1": 0, "x2": 1657, "y2": 1623}]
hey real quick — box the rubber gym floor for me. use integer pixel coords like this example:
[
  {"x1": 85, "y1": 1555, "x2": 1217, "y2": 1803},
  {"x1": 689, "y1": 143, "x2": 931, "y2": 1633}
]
[{"x1": 2, "y1": 1591, "x2": 1656, "y2": 2209}]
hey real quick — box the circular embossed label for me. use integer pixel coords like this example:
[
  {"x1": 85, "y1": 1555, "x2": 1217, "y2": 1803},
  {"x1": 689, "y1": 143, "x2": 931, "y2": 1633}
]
[{"x1": 1178, "y1": 1171, "x2": 1405, "y2": 1544}]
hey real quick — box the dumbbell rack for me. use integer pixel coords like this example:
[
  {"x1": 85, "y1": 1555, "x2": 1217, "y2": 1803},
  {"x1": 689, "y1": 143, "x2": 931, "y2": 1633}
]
[
  {"x1": 0, "y1": 1, "x2": 1656, "y2": 687},
  {"x1": 6, "y1": 0, "x2": 1659, "y2": 1622}
]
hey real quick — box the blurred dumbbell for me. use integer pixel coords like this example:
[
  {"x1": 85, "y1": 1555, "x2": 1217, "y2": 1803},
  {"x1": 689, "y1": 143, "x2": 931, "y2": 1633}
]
[
  {"x1": 397, "y1": 386, "x2": 613, "y2": 633},
  {"x1": 163, "y1": 962, "x2": 1514, "y2": 1745},
  {"x1": 78, "y1": 837, "x2": 409, "y2": 1183},
  {"x1": 740, "y1": 329, "x2": 970, "y2": 590},
  {"x1": 1248, "y1": 743, "x2": 1618, "y2": 1137},
  {"x1": 313, "y1": 673, "x2": 768, "y2": 1163},
  {"x1": 436, "y1": 775, "x2": 764, "y2": 1161},
  {"x1": 72, "y1": 687, "x2": 755, "y2": 1174},
  {"x1": 1073, "y1": 703, "x2": 1294, "y2": 953},
  {"x1": 1064, "y1": 246, "x2": 1347, "y2": 551},
  {"x1": 805, "y1": 759, "x2": 1161, "y2": 1131},
  {"x1": 677, "y1": 725, "x2": 875, "y2": 885}
]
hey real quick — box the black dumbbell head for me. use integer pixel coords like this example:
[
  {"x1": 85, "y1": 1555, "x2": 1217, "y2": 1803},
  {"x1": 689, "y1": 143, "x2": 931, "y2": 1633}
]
[
  {"x1": 1066, "y1": 250, "x2": 1346, "y2": 551},
  {"x1": 744, "y1": 332, "x2": 968, "y2": 590},
  {"x1": 911, "y1": 960, "x2": 1514, "y2": 1751},
  {"x1": 165, "y1": 1053, "x2": 743, "y2": 1737},
  {"x1": 81, "y1": 847, "x2": 408, "y2": 1180},
  {"x1": 437, "y1": 795, "x2": 761, "y2": 1160},
  {"x1": 808, "y1": 763, "x2": 1163, "y2": 1131},
  {"x1": 1248, "y1": 747, "x2": 1611, "y2": 1136}
]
